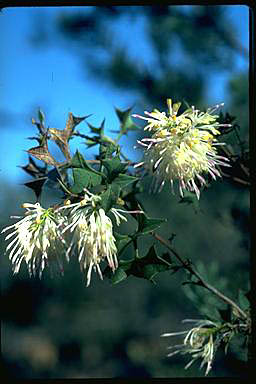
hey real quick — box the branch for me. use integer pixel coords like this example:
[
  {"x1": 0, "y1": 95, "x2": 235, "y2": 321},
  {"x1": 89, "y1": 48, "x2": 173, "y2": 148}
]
[{"x1": 153, "y1": 232, "x2": 248, "y2": 320}]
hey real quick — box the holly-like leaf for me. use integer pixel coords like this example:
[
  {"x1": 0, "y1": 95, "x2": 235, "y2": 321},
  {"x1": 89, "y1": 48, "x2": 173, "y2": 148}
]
[
  {"x1": 115, "y1": 106, "x2": 140, "y2": 134},
  {"x1": 66, "y1": 112, "x2": 89, "y2": 134},
  {"x1": 112, "y1": 174, "x2": 138, "y2": 189},
  {"x1": 136, "y1": 213, "x2": 166, "y2": 235},
  {"x1": 99, "y1": 141, "x2": 117, "y2": 159},
  {"x1": 49, "y1": 127, "x2": 71, "y2": 160},
  {"x1": 19, "y1": 156, "x2": 47, "y2": 178},
  {"x1": 24, "y1": 177, "x2": 47, "y2": 200},
  {"x1": 49, "y1": 113, "x2": 90, "y2": 160},
  {"x1": 114, "y1": 232, "x2": 133, "y2": 255},
  {"x1": 104, "y1": 244, "x2": 174, "y2": 285},
  {"x1": 110, "y1": 267, "x2": 128, "y2": 284},
  {"x1": 27, "y1": 144, "x2": 56, "y2": 166},
  {"x1": 71, "y1": 168, "x2": 102, "y2": 193},
  {"x1": 102, "y1": 156, "x2": 128, "y2": 181},
  {"x1": 71, "y1": 150, "x2": 87, "y2": 168},
  {"x1": 45, "y1": 166, "x2": 68, "y2": 191},
  {"x1": 100, "y1": 184, "x2": 121, "y2": 212},
  {"x1": 131, "y1": 246, "x2": 171, "y2": 282},
  {"x1": 87, "y1": 119, "x2": 105, "y2": 136},
  {"x1": 118, "y1": 246, "x2": 172, "y2": 284},
  {"x1": 71, "y1": 151, "x2": 105, "y2": 179}
]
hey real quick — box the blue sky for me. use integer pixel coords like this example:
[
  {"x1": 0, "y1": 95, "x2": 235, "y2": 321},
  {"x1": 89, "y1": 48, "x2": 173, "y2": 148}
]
[{"x1": 0, "y1": 5, "x2": 249, "y2": 185}]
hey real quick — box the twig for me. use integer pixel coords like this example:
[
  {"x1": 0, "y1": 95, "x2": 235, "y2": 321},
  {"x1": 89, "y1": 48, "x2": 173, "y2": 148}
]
[
  {"x1": 153, "y1": 232, "x2": 248, "y2": 320},
  {"x1": 221, "y1": 172, "x2": 250, "y2": 186}
]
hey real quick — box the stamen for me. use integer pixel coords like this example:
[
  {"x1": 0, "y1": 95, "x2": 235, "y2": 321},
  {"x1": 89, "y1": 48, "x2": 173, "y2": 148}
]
[
  {"x1": 134, "y1": 161, "x2": 144, "y2": 168},
  {"x1": 154, "y1": 157, "x2": 163, "y2": 170}
]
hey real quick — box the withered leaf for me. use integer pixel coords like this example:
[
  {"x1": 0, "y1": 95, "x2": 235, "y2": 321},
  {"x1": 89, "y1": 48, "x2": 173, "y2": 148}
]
[
  {"x1": 48, "y1": 128, "x2": 71, "y2": 160},
  {"x1": 27, "y1": 144, "x2": 56, "y2": 166},
  {"x1": 48, "y1": 113, "x2": 90, "y2": 160},
  {"x1": 65, "y1": 112, "x2": 90, "y2": 134},
  {"x1": 20, "y1": 156, "x2": 47, "y2": 178}
]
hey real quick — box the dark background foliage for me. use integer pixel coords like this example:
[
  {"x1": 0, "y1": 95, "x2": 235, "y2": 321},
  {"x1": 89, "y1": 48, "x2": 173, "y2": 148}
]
[{"x1": 1, "y1": 5, "x2": 249, "y2": 378}]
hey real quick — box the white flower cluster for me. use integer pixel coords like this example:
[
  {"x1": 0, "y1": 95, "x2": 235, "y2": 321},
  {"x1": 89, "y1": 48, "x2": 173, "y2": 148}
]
[
  {"x1": 58, "y1": 191, "x2": 128, "y2": 286},
  {"x1": 161, "y1": 319, "x2": 219, "y2": 376},
  {"x1": 1, "y1": 191, "x2": 134, "y2": 286},
  {"x1": 133, "y1": 99, "x2": 231, "y2": 199},
  {"x1": 1, "y1": 203, "x2": 66, "y2": 278}
]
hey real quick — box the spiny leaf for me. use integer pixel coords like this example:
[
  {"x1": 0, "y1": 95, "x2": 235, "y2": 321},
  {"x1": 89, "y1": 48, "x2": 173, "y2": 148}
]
[
  {"x1": 115, "y1": 106, "x2": 140, "y2": 134},
  {"x1": 24, "y1": 177, "x2": 47, "y2": 200},
  {"x1": 99, "y1": 141, "x2": 117, "y2": 159},
  {"x1": 114, "y1": 232, "x2": 133, "y2": 255},
  {"x1": 110, "y1": 267, "x2": 128, "y2": 284},
  {"x1": 112, "y1": 174, "x2": 138, "y2": 189},
  {"x1": 27, "y1": 144, "x2": 56, "y2": 166},
  {"x1": 136, "y1": 213, "x2": 166, "y2": 235},
  {"x1": 104, "y1": 245, "x2": 174, "y2": 285},
  {"x1": 87, "y1": 118, "x2": 105, "y2": 136},
  {"x1": 71, "y1": 168, "x2": 102, "y2": 193},
  {"x1": 71, "y1": 151, "x2": 105, "y2": 181},
  {"x1": 125, "y1": 246, "x2": 172, "y2": 283},
  {"x1": 48, "y1": 128, "x2": 71, "y2": 160},
  {"x1": 66, "y1": 112, "x2": 89, "y2": 134},
  {"x1": 48, "y1": 113, "x2": 90, "y2": 160},
  {"x1": 102, "y1": 156, "x2": 128, "y2": 181},
  {"x1": 31, "y1": 116, "x2": 46, "y2": 136},
  {"x1": 71, "y1": 150, "x2": 87, "y2": 168},
  {"x1": 100, "y1": 184, "x2": 120, "y2": 212},
  {"x1": 19, "y1": 156, "x2": 47, "y2": 178}
]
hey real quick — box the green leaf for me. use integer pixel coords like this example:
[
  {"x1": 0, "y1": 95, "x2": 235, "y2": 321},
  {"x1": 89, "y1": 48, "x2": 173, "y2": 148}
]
[
  {"x1": 112, "y1": 174, "x2": 138, "y2": 189},
  {"x1": 47, "y1": 167, "x2": 62, "y2": 182},
  {"x1": 20, "y1": 156, "x2": 47, "y2": 178},
  {"x1": 71, "y1": 168, "x2": 102, "y2": 193},
  {"x1": 99, "y1": 141, "x2": 117, "y2": 159},
  {"x1": 100, "y1": 184, "x2": 121, "y2": 212},
  {"x1": 87, "y1": 119, "x2": 105, "y2": 136},
  {"x1": 115, "y1": 106, "x2": 140, "y2": 134},
  {"x1": 71, "y1": 150, "x2": 87, "y2": 168},
  {"x1": 71, "y1": 150, "x2": 105, "y2": 177},
  {"x1": 110, "y1": 267, "x2": 128, "y2": 284},
  {"x1": 127, "y1": 246, "x2": 172, "y2": 283},
  {"x1": 104, "y1": 245, "x2": 174, "y2": 285},
  {"x1": 24, "y1": 177, "x2": 47, "y2": 200},
  {"x1": 102, "y1": 156, "x2": 128, "y2": 181},
  {"x1": 114, "y1": 232, "x2": 133, "y2": 255},
  {"x1": 103, "y1": 258, "x2": 133, "y2": 284},
  {"x1": 136, "y1": 213, "x2": 166, "y2": 235}
]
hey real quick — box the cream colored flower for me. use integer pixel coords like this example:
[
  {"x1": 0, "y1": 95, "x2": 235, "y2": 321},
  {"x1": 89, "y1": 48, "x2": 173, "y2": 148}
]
[
  {"x1": 1, "y1": 202, "x2": 67, "y2": 277},
  {"x1": 59, "y1": 190, "x2": 129, "y2": 286},
  {"x1": 133, "y1": 99, "x2": 231, "y2": 199},
  {"x1": 161, "y1": 319, "x2": 218, "y2": 376}
]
